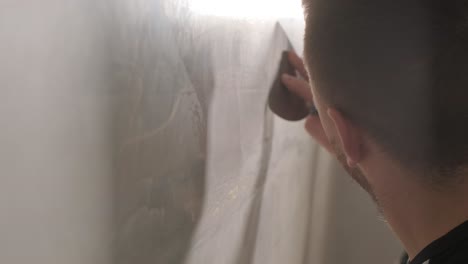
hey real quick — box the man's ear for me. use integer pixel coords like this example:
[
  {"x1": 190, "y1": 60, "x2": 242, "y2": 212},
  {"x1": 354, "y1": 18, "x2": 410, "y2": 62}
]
[{"x1": 327, "y1": 108, "x2": 363, "y2": 167}]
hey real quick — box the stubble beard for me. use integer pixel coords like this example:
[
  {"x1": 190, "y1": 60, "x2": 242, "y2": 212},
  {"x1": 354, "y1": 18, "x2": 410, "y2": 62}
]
[{"x1": 330, "y1": 139, "x2": 382, "y2": 211}]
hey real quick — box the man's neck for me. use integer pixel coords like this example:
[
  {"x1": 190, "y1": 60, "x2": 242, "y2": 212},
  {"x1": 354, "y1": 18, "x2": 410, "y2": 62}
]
[{"x1": 364, "y1": 163, "x2": 468, "y2": 260}]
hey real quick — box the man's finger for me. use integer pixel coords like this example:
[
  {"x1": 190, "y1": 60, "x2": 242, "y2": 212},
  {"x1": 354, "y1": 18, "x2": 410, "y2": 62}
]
[
  {"x1": 287, "y1": 51, "x2": 309, "y2": 81},
  {"x1": 281, "y1": 74, "x2": 313, "y2": 102}
]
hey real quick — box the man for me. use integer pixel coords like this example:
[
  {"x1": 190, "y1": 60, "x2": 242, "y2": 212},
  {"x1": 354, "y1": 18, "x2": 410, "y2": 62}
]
[{"x1": 282, "y1": 1, "x2": 468, "y2": 263}]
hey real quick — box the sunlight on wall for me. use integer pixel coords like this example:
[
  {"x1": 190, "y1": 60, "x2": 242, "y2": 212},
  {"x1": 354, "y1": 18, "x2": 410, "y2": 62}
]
[{"x1": 189, "y1": 0, "x2": 303, "y2": 19}]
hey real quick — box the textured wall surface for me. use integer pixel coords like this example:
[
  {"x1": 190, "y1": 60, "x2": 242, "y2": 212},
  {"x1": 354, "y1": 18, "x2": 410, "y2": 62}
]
[
  {"x1": 110, "y1": 1, "x2": 317, "y2": 262},
  {"x1": 0, "y1": 1, "x2": 401, "y2": 264}
]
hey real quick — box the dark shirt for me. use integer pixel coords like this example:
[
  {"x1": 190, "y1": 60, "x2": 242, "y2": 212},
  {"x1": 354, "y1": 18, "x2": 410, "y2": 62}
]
[{"x1": 400, "y1": 220, "x2": 468, "y2": 264}]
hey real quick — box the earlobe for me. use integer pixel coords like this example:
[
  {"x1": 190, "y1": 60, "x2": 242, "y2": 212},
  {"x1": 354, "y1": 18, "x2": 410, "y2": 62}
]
[{"x1": 327, "y1": 108, "x2": 363, "y2": 167}]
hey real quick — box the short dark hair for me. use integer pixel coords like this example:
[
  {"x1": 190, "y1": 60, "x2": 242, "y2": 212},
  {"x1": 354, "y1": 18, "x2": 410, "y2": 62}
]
[{"x1": 303, "y1": 0, "x2": 468, "y2": 181}]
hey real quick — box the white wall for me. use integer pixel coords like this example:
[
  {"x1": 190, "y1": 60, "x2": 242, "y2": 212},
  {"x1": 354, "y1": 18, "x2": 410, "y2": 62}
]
[{"x1": 0, "y1": 1, "x2": 112, "y2": 263}]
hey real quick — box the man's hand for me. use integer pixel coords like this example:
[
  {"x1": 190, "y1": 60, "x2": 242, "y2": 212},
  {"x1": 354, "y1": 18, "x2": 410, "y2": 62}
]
[{"x1": 281, "y1": 51, "x2": 334, "y2": 153}]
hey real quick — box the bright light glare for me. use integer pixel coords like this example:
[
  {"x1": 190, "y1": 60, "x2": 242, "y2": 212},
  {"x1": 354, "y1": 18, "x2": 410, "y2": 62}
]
[{"x1": 189, "y1": 0, "x2": 303, "y2": 19}]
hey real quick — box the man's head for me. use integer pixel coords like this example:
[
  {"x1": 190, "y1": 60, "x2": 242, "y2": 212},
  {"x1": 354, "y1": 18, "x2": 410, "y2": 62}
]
[{"x1": 302, "y1": 0, "x2": 468, "y2": 190}]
